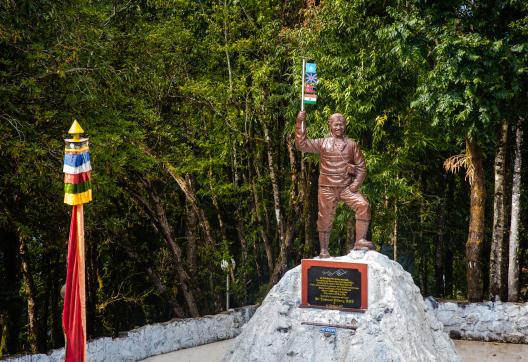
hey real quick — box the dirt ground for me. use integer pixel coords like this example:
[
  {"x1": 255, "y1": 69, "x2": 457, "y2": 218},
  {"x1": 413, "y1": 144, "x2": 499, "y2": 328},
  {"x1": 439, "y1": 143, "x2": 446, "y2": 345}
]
[{"x1": 142, "y1": 339, "x2": 528, "y2": 362}]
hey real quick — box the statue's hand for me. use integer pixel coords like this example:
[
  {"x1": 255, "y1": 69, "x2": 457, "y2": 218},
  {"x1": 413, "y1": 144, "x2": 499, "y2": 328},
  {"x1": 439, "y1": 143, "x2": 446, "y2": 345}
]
[
  {"x1": 346, "y1": 163, "x2": 356, "y2": 175},
  {"x1": 349, "y1": 184, "x2": 359, "y2": 193},
  {"x1": 296, "y1": 111, "x2": 306, "y2": 124}
]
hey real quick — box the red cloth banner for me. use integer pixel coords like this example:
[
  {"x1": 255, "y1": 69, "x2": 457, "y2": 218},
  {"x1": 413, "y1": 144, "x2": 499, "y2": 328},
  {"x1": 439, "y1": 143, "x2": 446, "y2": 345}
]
[{"x1": 62, "y1": 205, "x2": 86, "y2": 362}]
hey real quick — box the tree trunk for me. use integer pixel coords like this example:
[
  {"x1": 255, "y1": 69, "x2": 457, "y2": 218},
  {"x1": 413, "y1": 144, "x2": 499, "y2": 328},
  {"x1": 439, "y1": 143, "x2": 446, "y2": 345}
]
[
  {"x1": 445, "y1": 176, "x2": 455, "y2": 297},
  {"x1": 209, "y1": 157, "x2": 227, "y2": 242},
  {"x1": 466, "y1": 139, "x2": 486, "y2": 302},
  {"x1": 145, "y1": 267, "x2": 186, "y2": 318},
  {"x1": 86, "y1": 233, "x2": 98, "y2": 341},
  {"x1": 250, "y1": 179, "x2": 274, "y2": 275},
  {"x1": 264, "y1": 123, "x2": 284, "y2": 243},
  {"x1": 490, "y1": 120, "x2": 509, "y2": 301},
  {"x1": 236, "y1": 216, "x2": 249, "y2": 305},
  {"x1": 270, "y1": 223, "x2": 297, "y2": 286},
  {"x1": 140, "y1": 146, "x2": 217, "y2": 251},
  {"x1": 211, "y1": 192, "x2": 228, "y2": 243},
  {"x1": 246, "y1": 140, "x2": 264, "y2": 283},
  {"x1": 419, "y1": 194, "x2": 428, "y2": 296},
  {"x1": 254, "y1": 147, "x2": 273, "y2": 246},
  {"x1": 39, "y1": 251, "x2": 51, "y2": 352},
  {"x1": 345, "y1": 216, "x2": 355, "y2": 255},
  {"x1": 233, "y1": 139, "x2": 248, "y2": 304},
  {"x1": 302, "y1": 160, "x2": 318, "y2": 257},
  {"x1": 391, "y1": 202, "x2": 398, "y2": 261},
  {"x1": 169, "y1": 171, "x2": 216, "y2": 249},
  {"x1": 127, "y1": 179, "x2": 200, "y2": 317},
  {"x1": 252, "y1": 236, "x2": 263, "y2": 285},
  {"x1": 185, "y1": 204, "x2": 199, "y2": 275},
  {"x1": 435, "y1": 192, "x2": 446, "y2": 297},
  {"x1": 301, "y1": 154, "x2": 309, "y2": 256},
  {"x1": 159, "y1": 161, "x2": 220, "y2": 313},
  {"x1": 223, "y1": 0, "x2": 233, "y2": 94},
  {"x1": 50, "y1": 251, "x2": 63, "y2": 349},
  {"x1": 445, "y1": 248, "x2": 454, "y2": 297},
  {"x1": 120, "y1": 234, "x2": 186, "y2": 319},
  {"x1": 0, "y1": 230, "x2": 22, "y2": 355},
  {"x1": 270, "y1": 139, "x2": 301, "y2": 285},
  {"x1": 0, "y1": 313, "x2": 5, "y2": 356},
  {"x1": 508, "y1": 117, "x2": 523, "y2": 302},
  {"x1": 19, "y1": 237, "x2": 39, "y2": 353}
]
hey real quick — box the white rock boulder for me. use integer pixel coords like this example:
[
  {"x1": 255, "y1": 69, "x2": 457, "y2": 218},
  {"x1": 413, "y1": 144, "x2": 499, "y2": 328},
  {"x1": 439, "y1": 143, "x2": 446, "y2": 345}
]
[{"x1": 224, "y1": 251, "x2": 460, "y2": 362}]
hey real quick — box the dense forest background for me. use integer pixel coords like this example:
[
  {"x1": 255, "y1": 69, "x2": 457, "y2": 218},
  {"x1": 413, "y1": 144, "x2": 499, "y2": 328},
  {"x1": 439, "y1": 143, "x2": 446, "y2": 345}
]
[{"x1": 1, "y1": 0, "x2": 527, "y2": 357}]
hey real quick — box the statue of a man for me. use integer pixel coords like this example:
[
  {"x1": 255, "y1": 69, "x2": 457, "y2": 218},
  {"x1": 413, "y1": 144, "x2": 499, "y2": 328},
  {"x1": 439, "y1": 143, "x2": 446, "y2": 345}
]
[{"x1": 295, "y1": 111, "x2": 373, "y2": 257}]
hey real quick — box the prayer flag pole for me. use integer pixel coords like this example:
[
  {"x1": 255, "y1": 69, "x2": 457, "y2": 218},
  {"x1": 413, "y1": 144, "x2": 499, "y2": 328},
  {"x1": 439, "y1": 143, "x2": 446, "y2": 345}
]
[
  {"x1": 62, "y1": 120, "x2": 92, "y2": 362},
  {"x1": 301, "y1": 58, "x2": 306, "y2": 113}
]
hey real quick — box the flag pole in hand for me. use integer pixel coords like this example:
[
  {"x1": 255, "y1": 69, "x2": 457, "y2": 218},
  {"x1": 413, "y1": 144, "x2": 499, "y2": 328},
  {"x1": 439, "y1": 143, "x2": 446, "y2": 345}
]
[{"x1": 301, "y1": 58, "x2": 306, "y2": 113}]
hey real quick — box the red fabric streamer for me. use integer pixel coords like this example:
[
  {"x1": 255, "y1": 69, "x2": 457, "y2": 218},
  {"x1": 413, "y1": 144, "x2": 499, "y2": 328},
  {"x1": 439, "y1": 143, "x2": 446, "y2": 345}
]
[{"x1": 62, "y1": 205, "x2": 86, "y2": 362}]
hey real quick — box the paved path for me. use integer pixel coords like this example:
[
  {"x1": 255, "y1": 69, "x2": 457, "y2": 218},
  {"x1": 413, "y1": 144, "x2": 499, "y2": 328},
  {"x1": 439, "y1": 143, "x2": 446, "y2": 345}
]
[
  {"x1": 453, "y1": 340, "x2": 528, "y2": 361},
  {"x1": 142, "y1": 339, "x2": 528, "y2": 362},
  {"x1": 141, "y1": 340, "x2": 232, "y2": 362}
]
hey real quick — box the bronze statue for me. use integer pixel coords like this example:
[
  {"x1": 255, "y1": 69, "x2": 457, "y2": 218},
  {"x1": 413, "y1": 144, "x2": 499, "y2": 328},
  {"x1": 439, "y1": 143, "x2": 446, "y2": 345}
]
[{"x1": 295, "y1": 111, "x2": 374, "y2": 257}]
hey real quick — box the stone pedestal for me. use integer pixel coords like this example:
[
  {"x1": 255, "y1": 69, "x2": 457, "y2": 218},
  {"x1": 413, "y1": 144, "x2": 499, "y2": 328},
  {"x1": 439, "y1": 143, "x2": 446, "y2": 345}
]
[{"x1": 223, "y1": 251, "x2": 460, "y2": 362}]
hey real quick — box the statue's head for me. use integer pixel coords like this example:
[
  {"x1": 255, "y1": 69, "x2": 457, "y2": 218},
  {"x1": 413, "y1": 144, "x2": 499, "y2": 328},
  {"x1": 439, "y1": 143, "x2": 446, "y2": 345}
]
[{"x1": 328, "y1": 113, "x2": 346, "y2": 138}]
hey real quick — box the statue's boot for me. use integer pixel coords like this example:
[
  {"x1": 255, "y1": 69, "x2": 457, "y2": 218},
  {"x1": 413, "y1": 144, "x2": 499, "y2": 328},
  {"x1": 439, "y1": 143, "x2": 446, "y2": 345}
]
[
  {"x1": 353, "y1": 219, "x2": 375, "y2": 251},
  {"x1": 318, "y1": 231, "x2": 331, "y2": 258}
]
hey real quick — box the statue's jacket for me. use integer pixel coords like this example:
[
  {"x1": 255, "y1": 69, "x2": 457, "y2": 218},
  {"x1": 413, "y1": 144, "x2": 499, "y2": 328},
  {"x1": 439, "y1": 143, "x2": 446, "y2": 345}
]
[{"x1": 295, "y1": 121, "x2": 367, "y2": 190}]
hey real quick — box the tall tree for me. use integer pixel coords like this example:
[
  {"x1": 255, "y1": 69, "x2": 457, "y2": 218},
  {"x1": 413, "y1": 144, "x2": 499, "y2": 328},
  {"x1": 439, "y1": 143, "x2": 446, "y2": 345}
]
[
  {"x1": 508, "y1": 117, "x2": 524, "y2": 301},
  {"x1": 490, "y1": 120, "x2": 510, "y2": 301}
]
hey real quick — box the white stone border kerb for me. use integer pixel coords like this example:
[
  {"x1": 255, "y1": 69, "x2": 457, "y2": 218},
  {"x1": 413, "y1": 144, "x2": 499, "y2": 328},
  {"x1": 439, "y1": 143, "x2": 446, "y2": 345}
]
[
  {"x1": 425, "y1": 298, "x2": 528, "y2": 343},
  {"x1": 5, "y1": 305, "x2": 257, "y2": 362},
  {"x1": 6, "y1": 299, "x2": 528, "y2": 361}
]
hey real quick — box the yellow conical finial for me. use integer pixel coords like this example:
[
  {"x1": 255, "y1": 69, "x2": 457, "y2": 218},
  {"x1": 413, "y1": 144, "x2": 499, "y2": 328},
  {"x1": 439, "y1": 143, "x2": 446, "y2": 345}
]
[{"x1": 68, "y1": 120, "x2": 84, "y2": 141}]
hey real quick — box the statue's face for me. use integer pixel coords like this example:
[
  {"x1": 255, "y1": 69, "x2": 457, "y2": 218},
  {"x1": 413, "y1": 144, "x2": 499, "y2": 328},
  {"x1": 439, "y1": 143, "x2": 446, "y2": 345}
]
[{"x1": 329, "y1": 114, "x2": 345, "y2": 138}]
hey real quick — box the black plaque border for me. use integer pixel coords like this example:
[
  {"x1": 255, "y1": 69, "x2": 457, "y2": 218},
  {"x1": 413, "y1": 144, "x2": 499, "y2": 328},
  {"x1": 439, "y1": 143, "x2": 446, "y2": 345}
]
[{"x1": 300, "y1": 259, "x2": 368, "y2": 312}]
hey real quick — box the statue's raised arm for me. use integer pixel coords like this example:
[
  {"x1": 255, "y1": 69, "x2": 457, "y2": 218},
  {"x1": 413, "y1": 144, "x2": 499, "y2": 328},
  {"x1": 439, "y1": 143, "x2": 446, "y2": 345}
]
[{"x1": 295, "y1": 111, "x2": 323, "y2": 154}]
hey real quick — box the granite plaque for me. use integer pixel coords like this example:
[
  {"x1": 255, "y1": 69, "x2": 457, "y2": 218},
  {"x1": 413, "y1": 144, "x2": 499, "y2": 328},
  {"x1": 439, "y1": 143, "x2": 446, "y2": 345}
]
[{"x1": 300, "y1": 259, "x2": 368, "y2": 311}]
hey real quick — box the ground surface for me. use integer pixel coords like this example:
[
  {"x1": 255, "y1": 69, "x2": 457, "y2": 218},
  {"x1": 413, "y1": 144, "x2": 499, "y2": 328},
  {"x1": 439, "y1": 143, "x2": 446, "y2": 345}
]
[
  {"x1": 453, "y1": 340, "x2": 528, "y2": 361},
  {"x1": 142, "y1": 339, "x2": 528, "y2": 362}
]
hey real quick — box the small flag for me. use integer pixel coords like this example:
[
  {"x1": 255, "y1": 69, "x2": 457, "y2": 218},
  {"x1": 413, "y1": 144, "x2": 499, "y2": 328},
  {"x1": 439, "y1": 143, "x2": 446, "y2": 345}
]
[
  {"x1": 304, "y1": 62, "x2": 318, "y2": 106},
  {"x1": 304, "y1": 84, "x2": 316, "y2": 93},
  {"x1": 306, "y1": 62, "x2": 316, "y2": 73},
  {"x1": 303, "y1": 94, "x2": 317, "y2": 104},
  {"x1": 305, "y1": 73, "x2": 318, "y2": 83}
]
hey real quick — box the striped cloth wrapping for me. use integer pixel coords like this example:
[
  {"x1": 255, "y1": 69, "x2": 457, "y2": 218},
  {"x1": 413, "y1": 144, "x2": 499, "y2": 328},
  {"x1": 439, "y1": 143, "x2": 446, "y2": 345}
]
[{"x1": 64, "y1": 138, "x2": 92, "y2": 205}]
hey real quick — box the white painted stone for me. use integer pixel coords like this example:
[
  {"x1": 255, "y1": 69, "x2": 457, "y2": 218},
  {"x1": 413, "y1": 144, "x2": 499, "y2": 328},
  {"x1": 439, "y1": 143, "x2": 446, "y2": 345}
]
[
  {"x1": 520, "y1": 304, "x2": 528, "y2": 316},
  {"x1": 5, "y1": 306, "x2": 256, "y2": 362},
  {"x1": 426, "y1": 299, "x2": 528, "y2": 343},
  {"x1": 441, "y1": 302, "x2": 459, "y2": 312},
  {"x1": 515, "y1": 317, "x2": 528, "y2": 333},
  {"x1": 224, "y1": 251, "x2": 460, "y2": 362},
  {"x1": 477, "y1": 309, "x2": 492, "y2": 322},
  {"x1": 465, "y1": 313, "x2": 480, "y2": 325},
  {"x1": 436, "y1": 310, "x2": 463, "y2": 326}
]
